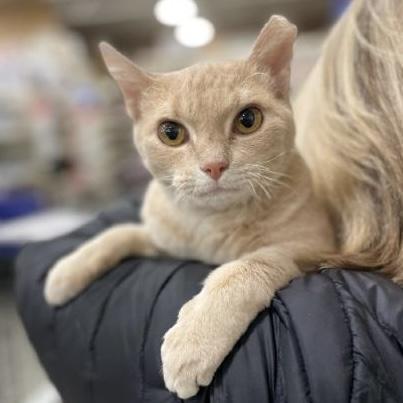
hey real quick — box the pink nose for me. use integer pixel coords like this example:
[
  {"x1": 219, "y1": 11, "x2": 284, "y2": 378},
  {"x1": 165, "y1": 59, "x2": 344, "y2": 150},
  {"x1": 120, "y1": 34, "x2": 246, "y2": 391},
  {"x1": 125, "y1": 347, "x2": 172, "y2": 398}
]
[{"x1": 200, "y1": 160, "x2": 229, "y2": 181}]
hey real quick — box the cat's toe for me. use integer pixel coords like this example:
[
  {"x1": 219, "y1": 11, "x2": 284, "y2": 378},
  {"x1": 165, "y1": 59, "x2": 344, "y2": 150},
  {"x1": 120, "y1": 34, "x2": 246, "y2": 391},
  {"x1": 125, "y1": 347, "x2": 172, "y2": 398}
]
[
  {"x1": 167, "y1": 376, "x2": 199, "y2": 400},
  {"x1": 196, "y1": 369, "x2": 215, "y2": 387}
]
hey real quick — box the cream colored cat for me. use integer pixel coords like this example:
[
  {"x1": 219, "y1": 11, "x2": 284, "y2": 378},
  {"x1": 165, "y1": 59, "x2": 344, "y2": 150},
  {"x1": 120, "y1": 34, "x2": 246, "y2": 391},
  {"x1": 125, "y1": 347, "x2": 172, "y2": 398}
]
[{"x1": 44, "y1": 16, "x2": 335, "y2": 399}]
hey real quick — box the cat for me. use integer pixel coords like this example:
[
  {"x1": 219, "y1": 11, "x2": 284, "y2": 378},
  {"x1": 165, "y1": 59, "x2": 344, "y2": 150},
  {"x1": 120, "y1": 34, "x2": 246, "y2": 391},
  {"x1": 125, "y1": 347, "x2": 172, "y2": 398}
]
[{"x1": 44, "y1": 16, "x2": 335, "y2": 399}]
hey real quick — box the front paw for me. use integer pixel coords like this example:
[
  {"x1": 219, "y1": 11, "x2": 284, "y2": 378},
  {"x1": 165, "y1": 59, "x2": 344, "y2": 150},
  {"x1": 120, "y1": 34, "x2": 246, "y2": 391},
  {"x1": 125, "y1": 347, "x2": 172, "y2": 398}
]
[
  {"x1": 44, "y1": 253, "x2": 86, "y2": 306},
  {"x1": 44, "y1": 246, "x2": 106, "y2": 306},
  {"x1": 161, "y1": 295, "x2": 234, "y2": 399}
]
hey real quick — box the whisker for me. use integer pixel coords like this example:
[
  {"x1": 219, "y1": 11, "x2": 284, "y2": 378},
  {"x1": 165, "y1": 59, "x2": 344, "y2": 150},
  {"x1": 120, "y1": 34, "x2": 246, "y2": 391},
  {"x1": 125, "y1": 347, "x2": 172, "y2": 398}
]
[
  {"x1": 246, "y1": 178, "x2": 259, "y2": 200},
  {"x1": 253, "y1": 177, "x2": 273, "y2": 201}
]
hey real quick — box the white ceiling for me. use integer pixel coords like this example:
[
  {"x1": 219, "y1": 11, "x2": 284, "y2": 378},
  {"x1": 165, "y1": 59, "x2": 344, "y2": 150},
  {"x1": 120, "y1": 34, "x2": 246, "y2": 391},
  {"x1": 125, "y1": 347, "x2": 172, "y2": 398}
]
[
  {"x1": 48, "y1": 0, "x2": 328, "y2": 48},
  {"x1": 50, "y1": 0, "x2": 327, "y2": 26}
]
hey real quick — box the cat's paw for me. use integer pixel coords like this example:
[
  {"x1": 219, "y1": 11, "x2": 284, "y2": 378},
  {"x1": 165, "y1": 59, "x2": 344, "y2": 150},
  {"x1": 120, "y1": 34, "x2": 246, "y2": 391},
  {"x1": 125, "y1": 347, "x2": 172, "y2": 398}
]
[
  {"x1": 44, "y1": 248, "x2": 101, "y2": 306},
  {"x1": 44, "y1": 254, "x2": 82, "y2": 306},
  {"x1": 161, "y1": 293, "x2": 234, "y2": 399}
]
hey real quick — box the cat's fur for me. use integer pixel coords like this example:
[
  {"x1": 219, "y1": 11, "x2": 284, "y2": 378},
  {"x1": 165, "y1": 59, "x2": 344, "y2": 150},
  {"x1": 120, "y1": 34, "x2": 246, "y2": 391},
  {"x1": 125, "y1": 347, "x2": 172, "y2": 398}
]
[{"x1": 44, "y1": 16, "x2": 336, "y2": 399}]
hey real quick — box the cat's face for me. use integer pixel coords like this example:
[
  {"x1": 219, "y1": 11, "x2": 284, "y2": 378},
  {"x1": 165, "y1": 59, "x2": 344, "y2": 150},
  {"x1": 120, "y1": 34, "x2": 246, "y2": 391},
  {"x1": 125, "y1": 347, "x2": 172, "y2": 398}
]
[
  {"x1": 101, "y1": 16, "x2": 297, "y2": 210},
  {"x1": 133, "y1": 62, "x2": 295, "y2": 210}
]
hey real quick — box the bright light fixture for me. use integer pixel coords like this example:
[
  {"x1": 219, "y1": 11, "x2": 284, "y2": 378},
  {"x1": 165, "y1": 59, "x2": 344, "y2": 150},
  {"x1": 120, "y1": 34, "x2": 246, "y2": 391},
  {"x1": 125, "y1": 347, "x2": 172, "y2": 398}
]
[
  {"x1": 154, "y1": 0, "x2": 198, "y2": 26},
  {"x1": 174, "y1": 17, "x2": 215, "y2": 48}
]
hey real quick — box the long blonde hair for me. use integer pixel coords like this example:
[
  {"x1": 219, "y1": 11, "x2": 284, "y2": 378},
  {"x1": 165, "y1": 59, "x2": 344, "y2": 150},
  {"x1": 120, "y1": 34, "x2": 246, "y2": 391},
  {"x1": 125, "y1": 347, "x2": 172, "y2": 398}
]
[{"x1": 295, "y1": 0, "x2": 403, "y2": 281}]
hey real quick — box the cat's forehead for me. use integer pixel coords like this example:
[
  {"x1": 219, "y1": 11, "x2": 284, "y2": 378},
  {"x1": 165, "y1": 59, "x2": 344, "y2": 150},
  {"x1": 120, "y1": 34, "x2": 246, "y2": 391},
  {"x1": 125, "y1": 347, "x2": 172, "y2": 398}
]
[
  {"x1": 143, "y1": 61, "x2": 274, "y2": 122},
  {"x1": 171, "y1": 62, "x2": 251, "y2": 91}
]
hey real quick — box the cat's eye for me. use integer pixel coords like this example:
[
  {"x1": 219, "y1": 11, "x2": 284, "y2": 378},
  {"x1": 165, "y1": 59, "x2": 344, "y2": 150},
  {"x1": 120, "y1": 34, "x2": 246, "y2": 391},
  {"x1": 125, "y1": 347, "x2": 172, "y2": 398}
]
[
  {"x1": 158, "y1": 121, "x2": 187, "y2": 146},
  {"x1": 234, "y1": 107, "x2": 263, "y2": 135}
]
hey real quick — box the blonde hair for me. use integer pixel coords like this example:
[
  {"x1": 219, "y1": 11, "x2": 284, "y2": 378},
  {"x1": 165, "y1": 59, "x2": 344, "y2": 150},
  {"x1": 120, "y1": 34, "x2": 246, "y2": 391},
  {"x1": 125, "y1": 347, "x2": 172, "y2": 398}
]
[{"x1": 295, "y1": 0, "x2": 403, "y2": 281}]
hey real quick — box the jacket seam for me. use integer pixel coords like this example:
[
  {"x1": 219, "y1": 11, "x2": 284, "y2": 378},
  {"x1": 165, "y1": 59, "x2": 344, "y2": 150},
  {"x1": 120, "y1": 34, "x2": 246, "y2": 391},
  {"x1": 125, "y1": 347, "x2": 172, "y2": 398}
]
[
  {"x1": 88, "y1": 263, "x2": 139, "y2": 402},
  {"x1": 326, "y1": 277, "x2": 403, "y2": 350},
  {"x1": 140, "y1": 262, "x2": 191, "y2": 403},
  {"x1": 324, "y1": 274, "x2": 355, "y2": 403},
  {"x1": 275, "y1": 296, "x2": 314, "y2": 403}
]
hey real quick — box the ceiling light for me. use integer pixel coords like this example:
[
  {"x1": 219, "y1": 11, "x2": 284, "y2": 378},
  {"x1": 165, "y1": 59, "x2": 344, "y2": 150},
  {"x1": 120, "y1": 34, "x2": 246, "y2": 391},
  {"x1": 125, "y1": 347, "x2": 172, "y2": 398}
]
[
  {"x1": 174, "y1": 17, "x2": 215, "y2": 48},
  {"x1": 154, "y1": 0, "x2": 198, "y2": 27}
]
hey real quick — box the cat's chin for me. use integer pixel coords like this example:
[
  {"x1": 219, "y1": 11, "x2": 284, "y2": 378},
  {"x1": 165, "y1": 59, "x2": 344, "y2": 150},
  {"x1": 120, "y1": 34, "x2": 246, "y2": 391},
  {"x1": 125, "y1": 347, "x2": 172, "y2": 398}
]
[
  {"x1": 185, "y1": 188, "x2": 251, "y2": 211},
  {"x1": 194, "y1": 186, "x2": 239, "y2": 198},
  {"x1": 160, "y1": 182, "x2": 252, "y2": 211}
]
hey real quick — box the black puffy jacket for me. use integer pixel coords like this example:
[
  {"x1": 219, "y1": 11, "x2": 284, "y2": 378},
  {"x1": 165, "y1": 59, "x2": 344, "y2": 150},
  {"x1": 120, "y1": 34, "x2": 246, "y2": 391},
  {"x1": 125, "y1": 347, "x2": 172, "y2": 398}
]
[{"x1": 15, "y1": 199, "x2": 403, "y2": 403}]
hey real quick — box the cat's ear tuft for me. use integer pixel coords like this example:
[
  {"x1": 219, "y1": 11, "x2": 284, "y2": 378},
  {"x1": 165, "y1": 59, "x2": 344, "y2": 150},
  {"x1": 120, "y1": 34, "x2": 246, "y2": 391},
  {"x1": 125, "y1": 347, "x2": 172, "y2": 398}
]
[
  {"x1": 249, "y1": 16, "x2": 297, "y2": 97},
  {"x1": 99, "y1": 42, "x2": 153, "y2": 120}
]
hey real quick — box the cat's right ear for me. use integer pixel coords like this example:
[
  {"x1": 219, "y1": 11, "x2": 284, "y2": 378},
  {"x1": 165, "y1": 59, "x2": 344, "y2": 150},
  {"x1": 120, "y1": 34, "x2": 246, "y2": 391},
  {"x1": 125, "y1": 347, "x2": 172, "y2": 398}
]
[
  {"x1": 248, "y1": 16, "x2": 297, "y2": 97},
  {"x1": 99, "y1": 42, "x2": 153, "y2": 120}
]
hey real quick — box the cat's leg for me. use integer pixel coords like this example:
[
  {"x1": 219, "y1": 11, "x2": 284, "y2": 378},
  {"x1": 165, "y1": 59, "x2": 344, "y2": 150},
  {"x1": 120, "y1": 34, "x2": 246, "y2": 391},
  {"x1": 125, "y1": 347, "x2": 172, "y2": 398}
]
[
  {"x1": 44, "y1": 224, "x2": 157, "y2": 306},
  {"x1": 161, "y1": 244, "x2": 304, "y2": 399}
]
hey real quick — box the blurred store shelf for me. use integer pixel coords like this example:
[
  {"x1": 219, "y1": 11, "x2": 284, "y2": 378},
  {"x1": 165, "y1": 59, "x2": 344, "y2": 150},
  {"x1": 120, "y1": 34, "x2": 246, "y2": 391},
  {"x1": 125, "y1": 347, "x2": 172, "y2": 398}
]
[{"x1": 0, "y1": 276, "x2": 61, "y2": 403}]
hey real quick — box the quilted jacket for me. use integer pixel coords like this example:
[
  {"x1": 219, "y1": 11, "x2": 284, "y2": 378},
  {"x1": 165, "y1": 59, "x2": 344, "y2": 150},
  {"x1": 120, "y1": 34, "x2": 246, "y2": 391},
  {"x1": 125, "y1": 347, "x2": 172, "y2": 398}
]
[{"x1": 15, "y1": 199, "x2": 403, "y2": 403}]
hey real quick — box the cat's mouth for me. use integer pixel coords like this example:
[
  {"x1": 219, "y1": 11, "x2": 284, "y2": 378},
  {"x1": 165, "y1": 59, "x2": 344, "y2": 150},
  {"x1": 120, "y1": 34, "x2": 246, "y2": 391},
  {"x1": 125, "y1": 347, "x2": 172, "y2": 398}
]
[{"x1": 195, "y1": 186, "x2": 239, "y2": 197}]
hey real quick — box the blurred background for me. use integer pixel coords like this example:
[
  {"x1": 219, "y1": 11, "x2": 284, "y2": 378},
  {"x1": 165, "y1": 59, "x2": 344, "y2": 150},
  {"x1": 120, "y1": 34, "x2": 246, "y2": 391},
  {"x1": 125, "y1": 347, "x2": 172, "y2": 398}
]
[{"x1": 0, "y1": 0, "x2": 349, "y2": 402}]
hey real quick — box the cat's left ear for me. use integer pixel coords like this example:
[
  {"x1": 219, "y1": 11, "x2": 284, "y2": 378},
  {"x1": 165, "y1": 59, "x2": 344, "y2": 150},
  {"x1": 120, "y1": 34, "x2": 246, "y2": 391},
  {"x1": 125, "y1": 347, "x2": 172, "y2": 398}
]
[
  {"x1": 99, "y1": 42, "x2": 153, "y2": 120},
  {"x1": 249, "y1": 16, "x2": 297, "y2": 97}
]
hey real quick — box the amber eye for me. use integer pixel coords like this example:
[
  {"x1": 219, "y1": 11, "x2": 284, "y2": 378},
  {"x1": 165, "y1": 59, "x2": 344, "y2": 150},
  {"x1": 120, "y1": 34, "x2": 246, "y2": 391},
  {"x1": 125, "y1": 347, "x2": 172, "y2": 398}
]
[
  {"x1": 234, "y1": 107, "x2": 263, "y2": 135},
  {"x1": 158, "y1": 121, "x2": 187, "y2": 146}
]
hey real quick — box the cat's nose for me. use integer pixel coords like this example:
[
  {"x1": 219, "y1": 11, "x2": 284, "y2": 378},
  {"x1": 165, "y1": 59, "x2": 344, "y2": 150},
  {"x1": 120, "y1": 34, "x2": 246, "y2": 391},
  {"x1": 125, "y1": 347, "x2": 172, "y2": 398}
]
[{"x1": 200, "y1": 160, "x2": 229, "y2": 181}]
